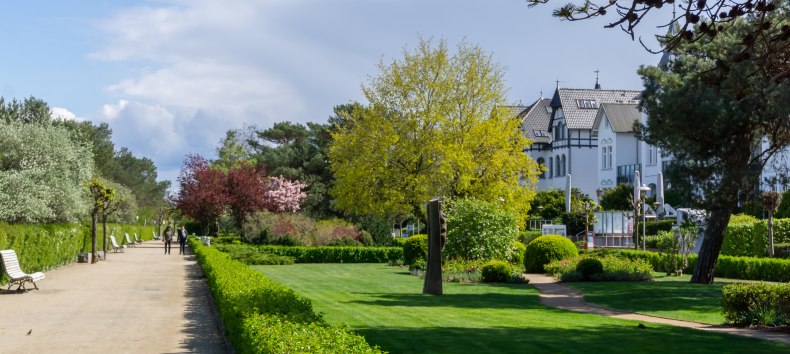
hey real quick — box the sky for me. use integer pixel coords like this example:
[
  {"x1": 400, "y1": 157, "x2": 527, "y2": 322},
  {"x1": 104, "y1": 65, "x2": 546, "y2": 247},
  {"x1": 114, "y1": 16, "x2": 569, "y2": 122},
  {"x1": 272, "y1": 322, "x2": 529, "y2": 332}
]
[{"x1": 0, "y1": 0, "x2": 674, "y2": 187}]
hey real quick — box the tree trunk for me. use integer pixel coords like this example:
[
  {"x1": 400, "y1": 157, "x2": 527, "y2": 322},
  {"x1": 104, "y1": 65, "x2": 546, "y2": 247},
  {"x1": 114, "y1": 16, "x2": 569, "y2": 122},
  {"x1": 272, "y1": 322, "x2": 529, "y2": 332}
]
[
  {"x1": 690, "y1": 207, "x2": 732, "y2": 283},
  {"x1": 102, "y1": 215, "x2": 108, "y2": 259},
  {"x1": 768, "y1": 212, "x2": 775, "y2": 257},
  {"x1": 91, "y1": 212, "x2": 99, "y2": 264}
]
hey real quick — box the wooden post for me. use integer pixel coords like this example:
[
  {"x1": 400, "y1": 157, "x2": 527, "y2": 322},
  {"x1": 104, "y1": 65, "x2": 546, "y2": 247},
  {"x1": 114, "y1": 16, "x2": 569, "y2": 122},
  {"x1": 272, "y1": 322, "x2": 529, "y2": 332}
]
[{"x1": 423, "y1": 199, "x2": 445, "y2": 295}]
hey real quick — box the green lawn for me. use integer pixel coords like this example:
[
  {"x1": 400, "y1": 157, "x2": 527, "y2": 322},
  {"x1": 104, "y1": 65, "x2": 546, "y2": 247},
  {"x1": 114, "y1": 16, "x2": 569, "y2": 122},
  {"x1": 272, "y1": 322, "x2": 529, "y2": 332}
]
[
  {"x1": 567, "y1": 273, "x2": 727, "y2": 324},
  {"x1": 255, "y1": 264, "x2": 788, "y2": 353}
]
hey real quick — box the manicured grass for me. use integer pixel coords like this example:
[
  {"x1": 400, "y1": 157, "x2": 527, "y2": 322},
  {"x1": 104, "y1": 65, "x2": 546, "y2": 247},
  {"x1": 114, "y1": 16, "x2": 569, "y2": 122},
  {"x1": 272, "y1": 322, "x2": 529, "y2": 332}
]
[
  {"x1": 567, "y1": 273, "x2": 725, "y2": 324},
  {"x1": 255, "y1": 264, "x2": 789, "y2": 353}
]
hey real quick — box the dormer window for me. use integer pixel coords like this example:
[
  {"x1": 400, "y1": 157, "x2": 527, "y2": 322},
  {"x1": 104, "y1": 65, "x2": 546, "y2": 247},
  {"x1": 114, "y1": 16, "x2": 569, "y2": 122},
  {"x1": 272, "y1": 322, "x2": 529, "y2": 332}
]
[{"x1": 576, "y1": 99, "x2": 598, "y2": 109}]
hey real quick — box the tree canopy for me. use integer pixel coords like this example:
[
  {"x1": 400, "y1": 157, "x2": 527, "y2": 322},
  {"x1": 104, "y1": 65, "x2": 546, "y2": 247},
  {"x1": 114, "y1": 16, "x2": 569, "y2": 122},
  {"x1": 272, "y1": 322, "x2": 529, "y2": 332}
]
[
  {"x1": 329, "y1": 38, "x2": 539, "y2": 226},
  {"x1": 637, "y1": 9, "x2": 790, "y2": 283}
]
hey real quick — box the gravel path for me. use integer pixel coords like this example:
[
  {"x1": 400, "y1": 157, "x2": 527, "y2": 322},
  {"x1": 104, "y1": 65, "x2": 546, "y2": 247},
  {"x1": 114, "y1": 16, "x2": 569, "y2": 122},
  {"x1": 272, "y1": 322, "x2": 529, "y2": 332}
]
[
  {"x1": 524, "y1": 273, "x2": 790, "y2": 345},
  {"x1": 0, "y1": 241, "x2": 228, "y2": 354}
]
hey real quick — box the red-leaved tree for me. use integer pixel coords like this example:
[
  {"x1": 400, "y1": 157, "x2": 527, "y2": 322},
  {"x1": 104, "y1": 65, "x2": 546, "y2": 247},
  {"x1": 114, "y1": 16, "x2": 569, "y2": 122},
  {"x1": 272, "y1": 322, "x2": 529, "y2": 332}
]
[
  {"x1": 263, "y1": 176, "x2": 307, "y2": 213},
  {"x1": 227, "y1": 162, "x2": 268, "y2": 228},
  {"x1": 174, "y1": 154, "x2": 229, "y2": 235}
]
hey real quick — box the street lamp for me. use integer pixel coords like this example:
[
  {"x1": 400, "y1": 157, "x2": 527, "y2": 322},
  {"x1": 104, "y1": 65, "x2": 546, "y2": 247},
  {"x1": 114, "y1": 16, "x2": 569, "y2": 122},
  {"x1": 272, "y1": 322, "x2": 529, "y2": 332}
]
[{"x1": 639, "y1": 184, "x2": 651, "y2": 251}]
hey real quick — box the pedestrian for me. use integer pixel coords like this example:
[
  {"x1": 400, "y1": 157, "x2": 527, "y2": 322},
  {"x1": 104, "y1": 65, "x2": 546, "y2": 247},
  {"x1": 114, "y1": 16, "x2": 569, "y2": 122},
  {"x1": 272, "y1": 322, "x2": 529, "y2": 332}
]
[
  {"x1": 163, "y1": 226, "x2": 173, "y2": 255},
  {"x1": 177, "y1": 225, "x2": 188, "y2": 255}
]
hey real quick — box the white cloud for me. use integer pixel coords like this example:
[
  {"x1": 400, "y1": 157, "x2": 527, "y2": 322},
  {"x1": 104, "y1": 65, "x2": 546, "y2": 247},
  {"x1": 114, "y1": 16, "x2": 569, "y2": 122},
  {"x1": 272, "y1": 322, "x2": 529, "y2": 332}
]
[{"x1": 50, "y1": 107, "x2": 85, "y2": 121}]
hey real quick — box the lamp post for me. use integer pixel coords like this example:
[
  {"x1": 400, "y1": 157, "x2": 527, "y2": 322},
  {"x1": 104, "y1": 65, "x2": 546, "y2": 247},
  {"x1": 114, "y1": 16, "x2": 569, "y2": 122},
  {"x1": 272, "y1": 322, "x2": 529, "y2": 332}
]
[{"x1": 639, "y1": 184, "x2": 651, "y2": 251}]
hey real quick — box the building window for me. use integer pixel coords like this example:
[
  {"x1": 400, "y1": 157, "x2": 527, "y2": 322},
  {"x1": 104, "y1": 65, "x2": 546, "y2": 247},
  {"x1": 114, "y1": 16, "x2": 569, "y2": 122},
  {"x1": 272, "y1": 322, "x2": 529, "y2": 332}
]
[
  {"x1": 537, "y1": 158, "x2": 545, "y2": 179},
  {"x1": 549, "y1": 157, "x2": 553, "y2": 178},
  {"x1": 561, "y1": 154, "x2": 566, "y2": 176},
  {"x1": 602, "y1": 146, "x2": 613, "y2": 169},
  {"x1": 576, "y1": 99, "x2": 599, "y2": 109},
  {"x1": 648, "y1": 145, "x2": 657, "y2": 165}
]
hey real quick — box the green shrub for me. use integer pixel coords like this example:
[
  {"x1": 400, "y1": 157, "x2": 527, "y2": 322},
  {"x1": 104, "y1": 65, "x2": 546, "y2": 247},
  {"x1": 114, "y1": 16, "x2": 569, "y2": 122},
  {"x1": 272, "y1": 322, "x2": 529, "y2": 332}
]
[
  {"x1": 598, "y1": 183, "x2": 633, "y2": 211},
  {"x1": 545, "y1": 255, "x2": 653, "y2": 282},
  {"x1": 518, "y1": 230, "x2": 542, "y2": 245},
  {"x1": 215, "y1": 244, "x2": 295, "y2": 265},
  {"x1": 391, "y1": 237, "x2": 407, "y2": 247},
  {"x1": 576, "y1": 258, "x2": 604, "y2": 280},
  {"x1": 509, "y1": 241, "x2": 526, "y2": 265},
  {"x1": 190, "y1": 240, "x2": 381, "y2": 353},
  {"x1": 481, "y1": 260, "x2": 512, "y2": 283},
  {"x1": 722, "y1": 283, "x2": 790, "y2": 327},
  {"x1": 328, "y1": 237, "x2": 363, "y2": 247},
  {"x1": 644, "y1": 220, "x2": 675, "y2": 236},
  {"x1": 722, "y1": 218, "x2": 790, "y2": 257},
  {"x1": 729, "y1": 213, "x2": 759, "y2": 224},
  {"x1": 403, "y1": 234, "x2": 428, "y2": 265},
  {"x1": 524, "y1": 234, "x2": 578, "y2": 273},
  {"x1": 445, "y1": 198, "x2": 519, "y2": 261},
  {"x1": 255, "y1": 245, "x2": 402, "y2": 264}
]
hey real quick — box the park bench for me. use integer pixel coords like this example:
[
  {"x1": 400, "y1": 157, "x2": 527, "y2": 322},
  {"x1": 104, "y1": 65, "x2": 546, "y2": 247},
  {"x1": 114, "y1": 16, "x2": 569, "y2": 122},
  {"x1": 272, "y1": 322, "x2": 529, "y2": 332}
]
[
  {"x1": 152, "y1": 231, "x2": 160, "y2": 240},
  {"x1": 133, "y1": 233, "x2": 143, "y2": 244},
  {"x1": 109, "y1": 235, "x2": 124, "y2": 253},
  {"x1": 0, "y1": 249, "x2": 45, "y2": 291},
  {"x1": 124, "y1": 233, "x2": 136, "y2": 248}
]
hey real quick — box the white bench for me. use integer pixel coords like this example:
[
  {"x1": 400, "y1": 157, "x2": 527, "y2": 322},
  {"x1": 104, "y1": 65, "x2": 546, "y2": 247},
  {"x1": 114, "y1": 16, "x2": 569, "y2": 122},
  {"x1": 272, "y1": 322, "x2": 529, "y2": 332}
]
[
  {"x1": 133, "y1": 233, "x2": 143, "y2": 244},
  {"x1": 152, "y1": 231, "x2": 160, "y2": 240},
  {"x1": 124, "y1": 233, "x2": 136, "y2": 248},
  {"x1": 109, "y1": 235, "x2": 124, "y2": 253},
  {"x1": 1, "y1": 249, "x2": 45, "y2": 291}
]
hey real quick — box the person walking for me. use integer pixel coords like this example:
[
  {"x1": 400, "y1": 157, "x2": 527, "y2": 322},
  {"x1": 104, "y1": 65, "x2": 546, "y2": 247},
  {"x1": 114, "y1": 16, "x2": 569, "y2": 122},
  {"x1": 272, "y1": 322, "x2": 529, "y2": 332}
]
[
  {"x1": 177, "y1": 225, "x2": 188, "y2": 255},
  {"x1": 163, "y1": 226, "x2": 173, "y2": 255}
]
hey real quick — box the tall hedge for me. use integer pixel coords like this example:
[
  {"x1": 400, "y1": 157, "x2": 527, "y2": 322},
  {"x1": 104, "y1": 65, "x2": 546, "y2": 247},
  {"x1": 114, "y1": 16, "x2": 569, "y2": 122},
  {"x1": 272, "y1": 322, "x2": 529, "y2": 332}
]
[
  {"x1": 0, "y1": 222, "x2": 155, "y2": 285},
  {"x1": 721, "y1": 219, "x2": 790, "y2": 257}
]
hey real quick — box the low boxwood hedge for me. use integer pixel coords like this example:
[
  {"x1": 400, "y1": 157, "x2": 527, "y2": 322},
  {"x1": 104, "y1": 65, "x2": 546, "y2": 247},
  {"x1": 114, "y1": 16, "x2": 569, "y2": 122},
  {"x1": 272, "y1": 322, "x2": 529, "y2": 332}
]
[
  {"x1": 592, "y1": 249, "x2": 790, "y2": 282},
  {"x1": 190, "y1": 240, "x2": 382, "y2": 353},
  {"x1": 722, "y1": 283, "x2": 790, "y2": 326},
  {"x1": 257, "y1": 245, "x2": 402, "y2": 264}
]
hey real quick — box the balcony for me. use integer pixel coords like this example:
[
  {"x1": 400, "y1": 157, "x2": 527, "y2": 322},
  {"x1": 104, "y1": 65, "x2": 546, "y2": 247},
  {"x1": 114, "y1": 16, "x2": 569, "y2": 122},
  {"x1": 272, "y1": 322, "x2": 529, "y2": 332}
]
[{"x1": 616, "y1": 163, "x2": 641, "y2": 185}]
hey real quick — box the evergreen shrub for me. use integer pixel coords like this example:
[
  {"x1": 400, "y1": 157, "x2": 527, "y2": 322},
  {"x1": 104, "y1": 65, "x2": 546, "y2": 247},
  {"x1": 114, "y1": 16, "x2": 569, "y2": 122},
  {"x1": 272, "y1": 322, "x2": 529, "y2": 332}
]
[
  {"x1": 509, "y1": 241, "x2": 526, "y2": 265},
  {"x1": 524, "y1": 234, "x2": 578, "y2": 273},
  {"x1": 403, "y1": 234, "x2": 428, "y2": 265},
  {"x1": 576, "y1": 258, "x2": 604, "y2": 280},
  {"x1": 481, "y1": 260, "x2": 513, "y2": 283},
  {"x1": 722, "y1": 283, "x2": 790, "y2": 327}
]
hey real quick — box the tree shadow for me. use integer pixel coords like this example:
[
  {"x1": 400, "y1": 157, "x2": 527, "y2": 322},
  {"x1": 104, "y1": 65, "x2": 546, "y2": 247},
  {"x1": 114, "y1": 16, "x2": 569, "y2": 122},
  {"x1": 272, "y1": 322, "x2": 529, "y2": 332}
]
[
  {"x1": 349, "y1": 290, "x2": 543, "y2": 310},
  {"x1": 355, "y1": 324, "x2": 789, "y2": 354},
  {"x1": 174, "y1": 251, "x2": 230, "y2": 353}
]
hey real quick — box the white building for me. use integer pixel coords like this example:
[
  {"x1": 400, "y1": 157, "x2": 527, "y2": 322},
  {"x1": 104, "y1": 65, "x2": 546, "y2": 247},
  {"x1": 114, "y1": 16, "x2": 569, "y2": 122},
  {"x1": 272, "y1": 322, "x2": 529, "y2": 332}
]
[{"x1": 521, "y1": 86, "x2": 641, "y2": 200}]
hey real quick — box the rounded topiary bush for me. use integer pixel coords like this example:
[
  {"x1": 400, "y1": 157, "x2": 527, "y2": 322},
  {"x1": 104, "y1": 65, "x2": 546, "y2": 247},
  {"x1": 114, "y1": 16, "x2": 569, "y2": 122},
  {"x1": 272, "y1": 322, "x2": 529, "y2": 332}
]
[
  {"x1": 524, "y1": 235, "x2": 578, "y2": 273},
  {"x1": 481, "y1": 260, "x2": 512, "y2": 283},
  {"x1": 403, "y1": 234, "x2": 428, "y2": 265},
  {"x1": 576, "y1": 258, "x2": 604, "y2": 280},
  {"x1": 509, "y1": 241, "x2": 526, "y2": 266}
]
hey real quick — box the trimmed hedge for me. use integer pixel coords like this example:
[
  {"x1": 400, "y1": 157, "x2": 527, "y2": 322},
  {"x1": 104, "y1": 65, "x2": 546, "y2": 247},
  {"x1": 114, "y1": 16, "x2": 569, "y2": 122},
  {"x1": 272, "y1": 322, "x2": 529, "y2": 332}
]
[
  {"x1": 593, "y1": 249, "x2": 790, "y2": 282},
  {"x1": 524, "y1": 235, "x2": 578, "y2": 273},
  {"x1": 254, "y1": 245, "x2": 402, "y2": 264},
  {"x1": 481, "y1": 260, "x2": 512, "y2": 283},
  {"x1": 190, "y1": 240, "x2": 382, "y2": 353},
  {"x1": 644, "y1": 220, "x2": 675, "y2": 236},
  {"x1": 722, "y1": 283, "x2": 790, "y2": 326},
  {"x1": 0, "y1": 222, "x2": 155, "y2": 285},
  {"x1": 722, "y1": 219, "x2": 790, "y2": 257}
]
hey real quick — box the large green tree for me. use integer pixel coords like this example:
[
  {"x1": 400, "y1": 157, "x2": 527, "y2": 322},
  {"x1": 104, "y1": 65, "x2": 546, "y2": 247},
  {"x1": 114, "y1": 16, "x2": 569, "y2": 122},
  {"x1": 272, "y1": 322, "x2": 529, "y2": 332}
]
[
  {"x1": 329, "y1": 38, "x2": 539, "y2": 227},
  {"x1": 249, "y1": 121, "x2": 336, "y2": 218},
  {"x1": 638, "y1": 10, "x2": 790, "y2": 283}
]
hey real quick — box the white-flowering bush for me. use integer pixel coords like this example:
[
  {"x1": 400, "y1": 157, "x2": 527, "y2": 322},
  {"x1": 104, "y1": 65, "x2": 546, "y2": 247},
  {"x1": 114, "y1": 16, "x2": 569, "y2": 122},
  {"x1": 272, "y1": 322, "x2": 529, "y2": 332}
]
[{"x1": 0, "y1": 121, "x2": 94, "y2": 223}]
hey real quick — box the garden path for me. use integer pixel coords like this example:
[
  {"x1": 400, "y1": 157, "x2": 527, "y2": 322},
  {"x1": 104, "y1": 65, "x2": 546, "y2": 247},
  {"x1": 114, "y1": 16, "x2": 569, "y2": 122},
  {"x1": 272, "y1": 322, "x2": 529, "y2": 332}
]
[
  {"x1": 0, "y1": 240, "x2": 228, "y2": 353},
  {"x1": 523, "y1": 273, "x2": 790, "y2": 345}
]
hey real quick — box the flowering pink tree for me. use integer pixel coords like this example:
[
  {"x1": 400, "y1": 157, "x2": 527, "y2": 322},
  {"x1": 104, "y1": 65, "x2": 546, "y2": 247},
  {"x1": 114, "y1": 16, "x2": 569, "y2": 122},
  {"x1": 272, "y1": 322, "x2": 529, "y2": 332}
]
[{"x1": 263, "y1": 176, "x2": 307, "y2": 213}]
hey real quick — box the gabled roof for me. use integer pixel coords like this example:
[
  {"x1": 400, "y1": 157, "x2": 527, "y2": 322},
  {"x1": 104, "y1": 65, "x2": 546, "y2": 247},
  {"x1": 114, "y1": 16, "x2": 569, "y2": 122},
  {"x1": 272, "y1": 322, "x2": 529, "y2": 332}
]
[
  {"x1": 520, "y1": 98, "x2": 552, "y2": 144},
  {"x1": 593, "y1": 103, "x2": 641, "y2": 133},
  {"x1": 551, "y1": 88, "x2": 641, "y2": 130}
]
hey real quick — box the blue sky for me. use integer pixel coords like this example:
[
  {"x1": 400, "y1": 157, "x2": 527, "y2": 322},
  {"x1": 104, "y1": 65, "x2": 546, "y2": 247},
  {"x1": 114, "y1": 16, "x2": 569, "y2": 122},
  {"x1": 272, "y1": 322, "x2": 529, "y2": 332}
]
[{"x1": 0, "y1": 0, "x2": 672, "y2": 185}]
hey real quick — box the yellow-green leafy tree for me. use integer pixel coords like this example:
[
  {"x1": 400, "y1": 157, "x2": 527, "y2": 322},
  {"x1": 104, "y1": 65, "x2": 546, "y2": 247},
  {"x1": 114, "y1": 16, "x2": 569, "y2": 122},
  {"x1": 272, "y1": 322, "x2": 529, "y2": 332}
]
[{"x1": 329, "y1": 38, "x2": 539, "y2": 227}]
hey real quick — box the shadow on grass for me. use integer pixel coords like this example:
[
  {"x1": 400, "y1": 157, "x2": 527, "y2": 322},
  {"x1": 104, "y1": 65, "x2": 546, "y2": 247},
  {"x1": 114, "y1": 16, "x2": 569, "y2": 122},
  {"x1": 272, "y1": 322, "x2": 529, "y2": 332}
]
[
  {"x1": 356, "y1": 324, "x2": 788, "y2": 354},
  {"x1": 571, "y1": 280, "x2": 722, "y2": 315},
  {"x1": 350, "y1": 290, "x2": 543, "y2": 310}
]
